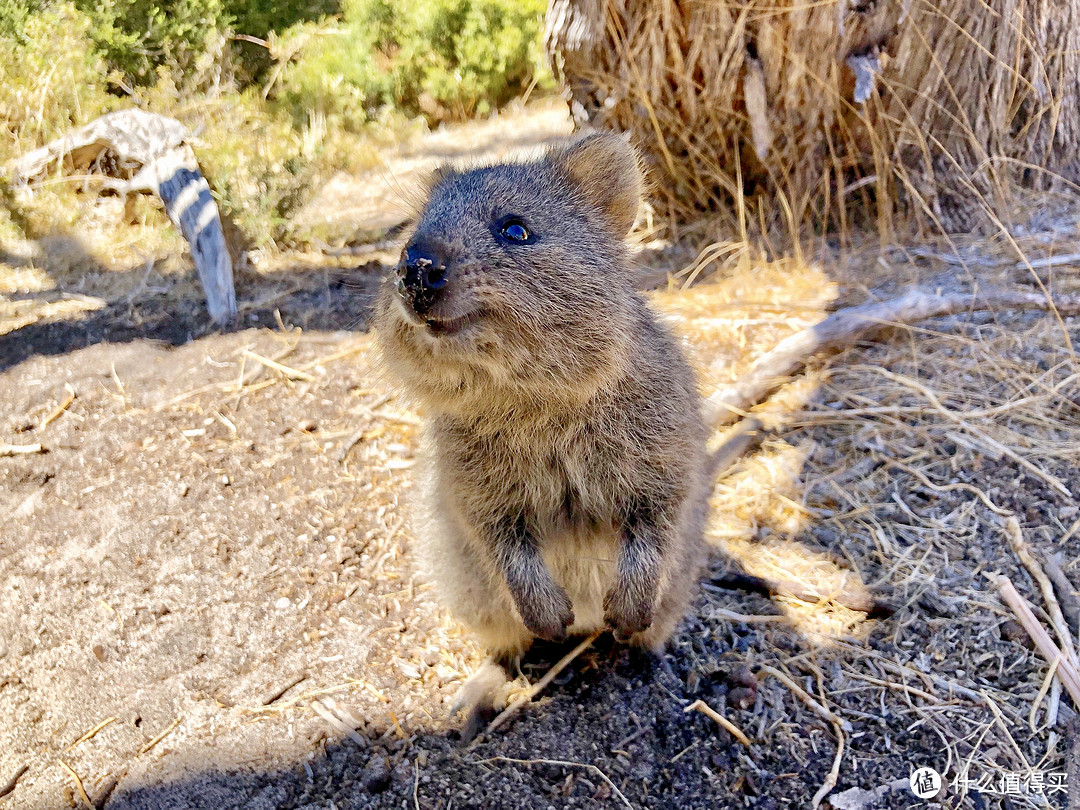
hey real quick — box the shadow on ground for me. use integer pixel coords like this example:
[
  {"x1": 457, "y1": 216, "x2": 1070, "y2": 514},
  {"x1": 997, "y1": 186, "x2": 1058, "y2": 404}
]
[
  {"x1": 97, "y1": 606, "x2": 920, "y2": 810},
  {"x1": 0, "y1": 233, "x2": 386, "y2": 374}
]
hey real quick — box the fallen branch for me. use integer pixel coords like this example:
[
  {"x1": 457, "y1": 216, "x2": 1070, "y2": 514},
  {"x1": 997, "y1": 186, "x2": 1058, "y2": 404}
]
[
  {"x1": 482, "y1": 631, "x2": 600, "y2": 737},
  {"x1": 1000, "y1": 516, "x2": 1078, "y2": 667},
  {"x1": 705, "y1": 287, "x2": 1080, "y2": 427},
  {"x1": 1043, "y1": 552, "x2": 1080, "y2": 637},
  {"x1": 993, "y1": 574, "x2": 1080, "y2": 708},
  {"x1": 9, "y1": 109, "x2": 236, "y2": 323},
  {"x1": 683, "y1": 699, "x2": 752, "y2": 746}
]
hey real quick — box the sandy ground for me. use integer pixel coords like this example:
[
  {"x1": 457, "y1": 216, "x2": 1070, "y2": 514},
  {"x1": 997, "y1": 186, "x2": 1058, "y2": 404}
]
[{"x1": 2, "y1": 101, "x2": 1080, "y2": 810}]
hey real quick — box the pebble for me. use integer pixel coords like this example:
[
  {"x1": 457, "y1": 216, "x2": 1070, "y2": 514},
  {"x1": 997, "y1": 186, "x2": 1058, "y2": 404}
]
[
  {"x1": 274, "y1": 597, "x2": 291, "y2": 610},
  {"x1": 728, "y1": 686, "x2": 756, "y2": 710},
  {"x1": 361, "y1": 755, "x2": 391, "y2": 793}
]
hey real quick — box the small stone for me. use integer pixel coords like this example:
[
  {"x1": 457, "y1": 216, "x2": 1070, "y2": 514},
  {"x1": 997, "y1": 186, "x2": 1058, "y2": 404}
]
[
  {"x1": 999, "y1": 620, "x2": 1035, "y2": 650},
  {"x1": 361, "y1": 754, "x2": 391, "y2": 793},
  {"x1": 730, "y1": 664, "x2": 757, "y2": 689},
  {"x1": 274, "y1": 597, "x2": 291, "y2": 610},
  {"x1": 728, "y1": 686, "x2": 756, "y2": 710},
  {"x1": 686, "y1": 669, "x2": 701, "y2": 693}
]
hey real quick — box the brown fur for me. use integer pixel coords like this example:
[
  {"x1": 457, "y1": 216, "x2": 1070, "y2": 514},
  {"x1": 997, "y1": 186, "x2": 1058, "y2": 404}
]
[{"x1": 373, "y1": 134, "x2": 710, "y2": 726}]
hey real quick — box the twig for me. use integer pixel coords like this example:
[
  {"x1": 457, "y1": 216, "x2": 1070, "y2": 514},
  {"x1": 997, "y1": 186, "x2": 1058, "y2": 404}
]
[
  {"x1": 473, "y1": 756, "x2": 633, "y2": 810},
  {"x1": 0, "y1": 443, "x2": 43, "y2": 457},
  {"x1": 68, "y1": 717, "x2": 117, "y2": 749},
  {"x1": 1015, "y1": 253, "x2": 1080, "y2": 271},
  {"x1": 484, "y1": 632, "x2": 601, "y2": 736},
  {"x1": 811, "y1": 718, "x2": 845, "y2": 809},
  {"x1": 39, "y1": 384, "x2": 76, "y2": 430},
  {"x1": 884, "y1": 458, "x2": 1012, "y2": 517},
  {"x1": 872, "y1": 367, "x2": 1070, "y2": 497},
  {"x1": 873, "y1": 658, "x2": 986, "y2": 703},
  {"x1": 611, "y1": 724, "x2": 651, "y2": 752},
  {"x1": 58, "y1": 761, "x2": 92, "y2": 808},
  {"x1": 1067, "y1": 717, "x2": 1080, "y2": 810},
  {"x1": 241, "y1": 349, "x2": 316, "y2": 381},
  {"x1": 760, "y1": 665, "x2": 852, "y2": 732},
  {"x1": 704, "y1": 287, "x2": 1080, "y2": 427},
  {"x1": 683, "y1": 699, "x2": 752, "y2": 746},
  {"x1": 844, "y1": 670, "x2": 940, "y2": 704},
  {"x1": 1030, "y1": 657, "x2": 1060, "y2": 732},
  {"x1": 993, "y1": 575, "x2": 1080, "y2": 708},
  {"x1": 1001, "y1": 516, "x2": 1078, "y2": 665},
  {"x1": 138, "y1": 716, "x2": 181, "y2": 755},
  {"x1": 704, "y1": 604, "x2": 789, "y2": 624},
  {"x1": 1042, "y1": 552, "x2": 1080, "y2": 637}
]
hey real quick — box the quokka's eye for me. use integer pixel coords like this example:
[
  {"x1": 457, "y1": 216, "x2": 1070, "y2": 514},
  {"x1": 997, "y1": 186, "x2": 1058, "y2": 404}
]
[{"x1": 499, "y1": 218, "x2": 531, "y2": 242}]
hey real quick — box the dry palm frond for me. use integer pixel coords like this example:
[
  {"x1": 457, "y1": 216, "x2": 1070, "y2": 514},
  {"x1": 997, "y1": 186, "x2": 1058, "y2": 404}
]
[{"x1": 547, "y1": 0, "x2": 1080, "y2": 241}]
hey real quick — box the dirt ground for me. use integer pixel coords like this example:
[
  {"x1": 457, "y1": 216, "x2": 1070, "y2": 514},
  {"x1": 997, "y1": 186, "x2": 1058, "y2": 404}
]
[{"x1": 2, "y1": 101, "x2": 1080, "y2": 810}]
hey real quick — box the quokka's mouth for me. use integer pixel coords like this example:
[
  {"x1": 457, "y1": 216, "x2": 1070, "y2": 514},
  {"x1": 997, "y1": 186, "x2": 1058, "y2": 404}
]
[{"x1": 424, "y1": 310, "x2": 485, "y2": 336}]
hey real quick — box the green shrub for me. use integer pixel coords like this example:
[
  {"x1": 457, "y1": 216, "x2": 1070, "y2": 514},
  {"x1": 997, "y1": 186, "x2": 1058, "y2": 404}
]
[
  {"x1": 278, "y1": 0, "x2": 551, "y2": 127},
  {"x1": 71, "y1": 0, "x2": 231, "y2": 86},
  {"x1": 227, "y1": 0, "x2": 340, "y2": 82},
  {"x1": 0, "y1": 0, "x2": 554, "y2": 248},
  {"x1": 0, "y1": 2, "x2": 117, "y2": 156}
]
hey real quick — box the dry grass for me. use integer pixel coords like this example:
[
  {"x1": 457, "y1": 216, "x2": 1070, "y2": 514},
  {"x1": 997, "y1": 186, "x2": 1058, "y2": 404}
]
[
  {"x1": 646, "y1": 234, "x2": 1079, "y2": 805},
  {"x1": 547, "y1": 0, "x2": 1080, "y2": 242}
]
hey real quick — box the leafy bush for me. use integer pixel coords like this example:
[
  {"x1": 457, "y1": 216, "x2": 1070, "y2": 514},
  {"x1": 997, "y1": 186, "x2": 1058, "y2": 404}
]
[
  {"x1": 193, "y1": 91, "x2": 341, "y2": 247},
  {"x1": 0, "y1": 3, "x2": 117, "y2": 155},
  {"x1": 278, "y1": 0, "x2": 551, "y2": 127},
  {"x1": 0, "y1": 0, "x2": 554, "y2": 247},
  {"x1": 71, "y1": 0, "x2": 231, "y2": 85}
]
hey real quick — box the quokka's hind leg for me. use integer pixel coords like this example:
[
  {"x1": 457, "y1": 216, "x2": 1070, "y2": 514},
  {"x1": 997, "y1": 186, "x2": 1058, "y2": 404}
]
[
  {"x1": 452, "y1": 656, "x2": 512, "y2": 743},
  {"x1": 449, "y1": 612, "x2": 535, "y2": 742},
  {"x1": 451, "y1": 637, "x2": 530, "y2": 743}
]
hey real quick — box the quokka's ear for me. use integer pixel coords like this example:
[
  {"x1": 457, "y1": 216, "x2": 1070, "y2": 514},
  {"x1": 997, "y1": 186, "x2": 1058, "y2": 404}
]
[{"x1": 548, "y1": 133, "x2": 643, "y2": 236}]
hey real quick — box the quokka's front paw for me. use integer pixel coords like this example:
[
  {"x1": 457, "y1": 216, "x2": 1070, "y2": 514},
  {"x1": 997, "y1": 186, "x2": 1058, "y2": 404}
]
[
  {"x1": 603, "y1": 589, "x2": 655, "y2": 642},
  {"x1": 516, "y1": 585, "x2": 575, "y2": 642}
]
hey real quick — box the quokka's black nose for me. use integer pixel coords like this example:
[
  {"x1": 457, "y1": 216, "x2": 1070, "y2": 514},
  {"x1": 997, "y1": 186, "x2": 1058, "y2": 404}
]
[{"x1": 396, "y1": 243, "x2": 448, "y2": 316}]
